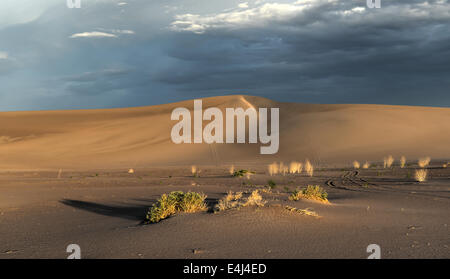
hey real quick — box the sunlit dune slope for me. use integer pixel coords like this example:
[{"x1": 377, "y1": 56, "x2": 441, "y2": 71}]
[{"x1": 0, "y1": 95, "x2": 449, "y2": 169}]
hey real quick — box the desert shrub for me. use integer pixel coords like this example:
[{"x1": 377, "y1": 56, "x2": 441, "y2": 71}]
[
  {"x1": 145, "y1": 191, "x2": 207, "y2": 223},
  {"x1": 353, "y1": 161, "x2": 360, "y2": 169},
  {"x1": 384, "y1": 155, "x2": 394, "y2": 168},
  {"x1": 229, "y1": 165, "x2": 235, "y2": 175},
  {"x1": 215, "y1": 191, "x2": 243, "y2": 211},
  {"x1": 191, "y1": 165, "x2": 201, "y2": 177},
  {"x1": 232, "y1": 169, "x2": 255, "y2": 177},
  {"x1": 268, "y1": 162, "x2": 279, "y2": 176},
  {"x1": 418, "y1": 157, "x2": 431, "y2": 168},
  {"x1": 415, "y1": 169, "x2": 428, "y2": 182},
  {"x1": 289, "y1": 161, "x2": 303, "y2": 174},
  {"x1": 285, "y1": 206, "x2": 320, "y2": 217},
  {"x1": 289, "y1": 185, "x2": 328, "y2": 203},
  {"x1": 400, "y1": 156, "x2": 406, "y2": 168},
  {"x1": 243, "y1": 190, "x2": 266, "y2": 207},
  {"x1": 214, "y1": 190, "x2": 266, "y2": 211},
  {"x1": 267, "y1": 180, "x2": 277, "y2": 189},
  {"x1": 305, "y1": 160, "x2": 314, "y2": 177},
  {"x1": 279, "y1": 162, "x2": 288, "y2": 175},
  {"x1": 362, "y1": 162, "x2": 370, "y2": 169}
]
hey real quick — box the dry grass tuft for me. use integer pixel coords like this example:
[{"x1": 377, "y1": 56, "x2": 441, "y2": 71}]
[
  {"x1": 353, "y1": 161, "x2": 360, "y2": 169},
  {"x1": 285, "y1": 206, "x2": 320, "y2": 218},
  {"x1": 305, "y1": 160, "x2": 314, "y2": 177},
  {"x1": 268, "y1": 162, "x2": 279, "y2": 176},
  {"x1": 279, "y1": 162, "x2": 288, "y2": 176},
  {"x1": 145, "y1": 191, "x2": 207, "y2": 223},
  {"x1": 215, "y1": 191, "x2": 243, "y2": 211},
  {"x1": 400, "y1": 156, "x2": 406, "y2": 168},
  {"x1": 232, "y1": 169, "x2": 254, "y2": 178},
  {"x1": 215, "y1": 190, "x2": 266, "y2": 211},
  {"x1": 414, "y1": 169, "x2": 428, "y2": 182},
  {"x1": 289, "y1": 161, "x2": 303, "y2": 174},
  {"x1": 229, "y1": 165, "x2": 235, "y2": 175},
  {"x1": 289, "y1": 185, "x2": 329, "y2": 203},
  {"x1": 384, "y1": 155, "x2": 394, "y2": 168},
  {"x1": 128, "y1": 168, "x2": 135, "y2": 174},
  {"x1": 243, "y1": 190, "x2": 267, "y2": 207},
  {"x1": 418, "y1": 157, "x2": 431, "y2": 168},
  {"x1": 362, "y1": 162, "x2": 370, "y2": 169},
  {"x1": 443, "y1": 163, "x2": 448, "y2": 168}
]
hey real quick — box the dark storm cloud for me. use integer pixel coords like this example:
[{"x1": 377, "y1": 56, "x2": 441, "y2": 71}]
[
  {"x1": 164, "y1": 0, "x2": 450, "y2": 106},
  {"x1": 0, "y1": 0, "x2": 449, "y2": 110}
]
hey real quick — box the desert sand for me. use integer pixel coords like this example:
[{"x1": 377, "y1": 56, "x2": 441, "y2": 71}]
[{"x1": 0, "y1": 95, "x2": 449, "y2": 258}]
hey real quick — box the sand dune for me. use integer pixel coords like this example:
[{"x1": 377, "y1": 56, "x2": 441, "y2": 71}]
[{"x1": 1, "y1": 95, "x2": 449, "y2": 170}]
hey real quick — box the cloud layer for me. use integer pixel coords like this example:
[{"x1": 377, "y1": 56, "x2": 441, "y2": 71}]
[{"x1": 0, "y1": 0, "x2": 449, "y2": 110}]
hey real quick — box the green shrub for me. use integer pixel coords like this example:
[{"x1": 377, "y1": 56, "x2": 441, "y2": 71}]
[
  {"x1": 145, "y1": 191, "x2": 207, "y2": 223},
  {"x1": 232, "y1": 169, "x2": 255, "y2": 177}
]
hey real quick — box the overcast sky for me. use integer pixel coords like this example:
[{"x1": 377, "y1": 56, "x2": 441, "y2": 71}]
[{"x1": 0, "y1": 0, "x2": 449, "y2": 110}]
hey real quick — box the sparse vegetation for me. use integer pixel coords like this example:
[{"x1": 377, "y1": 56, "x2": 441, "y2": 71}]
[
  {"x1": 145, "y1": 191, "x2": 207, "y2": 223},
  {"x1": 191, "y1": 165, "x2": 200, "y2": 177},
  {"x1": 305, "y1": 160, "x2": 314, "y2": 177},
  {"x1": 267, "y1": 180, "x2": 277, "y2": 189},
  {"x1": 232, "y1": 169, "x2": 255, "y2": 177},
  {"x1": 400, "y1": 156, "x2": 406, "y2": 168},
  {"x1": 289, "y1": 185, "x2": 328, "y2": 203},
  {"x1": 268, "y1": 162, "x2": 279, "y2": 176},
  {"x1": 214, "y1": 190, "x2": 266, "y2": 212},
  {"x1": 279, "y1": 162, "x2": 288, "y2": 175},
  {"x1": 384, "y1": 155, "x2": 394, "y2": 168},
  {"x1": 285, "y1": 206, "x2": 320, "y2": 217},
  {"x1": 215, "y1": 191, "x2": 243, "y2": 211},
  {"x1": 353, "y1": 161, "x2": 360, "y2": 169},
  {"x1": 229, "y1": 165, "x2": 235, "y2": 175},
  {"x1": 128, "y1": 168, "x2": 134, "y2": 174},
  {"x1": 362, "y1": 162, "x2": 370, "y2": 169},
  {"x1": 415, "y1": 169, "x2": 428, "y2": 182},
  {"x1": 418, "y1": 157, "x2": 431, "y2": 168},
  {"x1": 243, "y1": 190, "x2": 266, "y2": 207},
  {"x1": 289, "y1": 161, "x2": 303, "y2": 174},
  {"x1": 443, "y1": 163, "x2": 448, "y2": 168}
]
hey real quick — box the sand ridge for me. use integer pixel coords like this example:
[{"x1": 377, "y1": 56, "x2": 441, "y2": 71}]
[{"x1": 0, "y1": 95, "x2": 449, "y2": 169}]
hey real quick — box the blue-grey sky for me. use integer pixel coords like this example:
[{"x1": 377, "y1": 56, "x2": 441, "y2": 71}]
[{"x1": 0, "y1": 0, "x2": 449, "y2": 111}]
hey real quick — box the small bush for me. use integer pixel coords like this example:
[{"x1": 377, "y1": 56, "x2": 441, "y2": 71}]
[
  {"x1": 214, "y1": 190, "x2": 266, "y2": 211},
  {"x1": 243, "y1": 190, "x2": 266, "y2": 207},
  {"x1": 145, "y1": 191, "x2": 207, "y2": 223},
  {"x1": 415, "y1": 169, "x2": 428, "y2": 182},
  {"x1": 268, "y1": 162, "x2": 279, "y2": 176},
  {"x1": 362, "y1": 162, "x2": 370, "y2": 169},
  {"x1": 353, "y1": 161, "x2": 360, "y2": 169},
  {"x1": 215, "y1": 191, "x2": 243, "y2": 211},
  {"x1": 232, "y1": 169, "x2": 255, "y2": 177},
  {"x1": 289, "y1": 185, "x2": 329, "y2": 203},
  {"x1": 400, "y1": 156, "x2": 406, "y2": 168},
  {"x1": 305, "y1": 160, "x2": 314, "y2": 177},
  {"x1": 418, "y1": 157, "x2": 431, "y2": 168},
  {"x1": 289, "y1": 162, "x2": 303, "y2": 174},
  {"x1": 267, "y1": 180, "x2": 277, "y2": 189},
  {"x1": 384, "y1": 156, "x2": 394, "y2": 168}
]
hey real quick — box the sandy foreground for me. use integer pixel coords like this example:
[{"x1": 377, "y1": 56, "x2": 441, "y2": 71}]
[
  {"x1": 0, "y1": 165, "x2": 448, "y2": 259},
  {"x1": 0, "y1": 95, "x2": 449, "y2": 258}
]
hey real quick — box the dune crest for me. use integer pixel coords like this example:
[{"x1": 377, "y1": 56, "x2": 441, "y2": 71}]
[{"x1": 0, "y1": 95, "x2": 449, "y2": 169}]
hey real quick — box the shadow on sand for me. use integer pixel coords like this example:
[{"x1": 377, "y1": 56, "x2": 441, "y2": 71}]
[{"x1": 60, "y1": 199, "x2": 150, "y2": 221}]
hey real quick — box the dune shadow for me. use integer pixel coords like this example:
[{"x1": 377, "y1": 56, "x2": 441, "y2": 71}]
[{"x1": 60, "y1": 199, "x2": 149, "y2": 221}]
